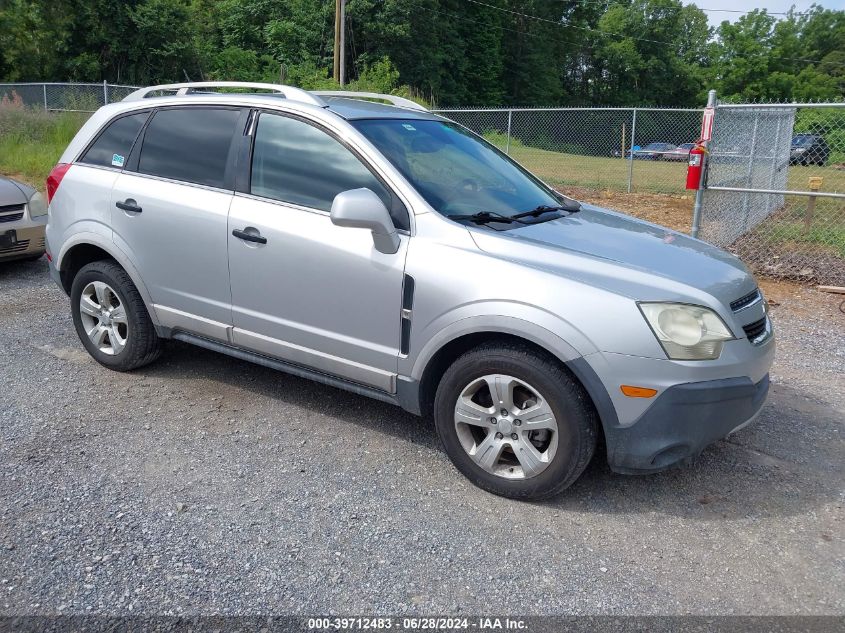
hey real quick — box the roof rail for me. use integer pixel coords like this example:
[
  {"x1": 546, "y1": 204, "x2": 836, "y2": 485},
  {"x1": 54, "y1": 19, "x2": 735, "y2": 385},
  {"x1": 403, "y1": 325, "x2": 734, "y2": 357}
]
[
  {"x1": 122, "y1": 82, "x2": 327, "y2": 108},
  {"x1": 312, "y1": 91, "x2": 428, "y2": 112}
]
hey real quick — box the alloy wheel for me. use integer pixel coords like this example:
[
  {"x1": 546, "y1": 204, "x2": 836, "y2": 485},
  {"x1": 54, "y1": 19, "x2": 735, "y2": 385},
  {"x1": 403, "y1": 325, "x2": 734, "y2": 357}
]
[
  {"x1": 78, "y1": 281, "x2": 128, "y2": 355},
  {"x1": 453, "y1": 374, "x2": 559, "y2": 479}
]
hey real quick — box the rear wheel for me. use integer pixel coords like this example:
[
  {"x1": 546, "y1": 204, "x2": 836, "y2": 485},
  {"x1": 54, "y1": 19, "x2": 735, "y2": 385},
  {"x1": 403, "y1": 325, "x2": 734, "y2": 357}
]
[
  {"x1": 434, "y1": 342, "x2": 598, "y2": 500},
  {"x1": 70, "y1": 260, "x2": 162, "y2": 371}
]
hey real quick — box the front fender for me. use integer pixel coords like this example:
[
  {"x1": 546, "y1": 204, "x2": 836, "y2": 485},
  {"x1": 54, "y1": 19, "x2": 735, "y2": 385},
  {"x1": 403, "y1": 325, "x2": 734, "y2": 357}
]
[
  {"x1": 402, "y1": 305, "x2": 597, "y2": 381},
  {"x1": 396, "y1": 309, "x2": 619, "y2": 431}
]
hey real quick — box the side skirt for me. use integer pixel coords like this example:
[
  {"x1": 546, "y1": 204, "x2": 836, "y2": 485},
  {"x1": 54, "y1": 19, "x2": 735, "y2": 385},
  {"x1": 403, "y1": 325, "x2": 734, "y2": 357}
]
[{"x1": 171, "y1": 332, "x2": 401, "y2": 407}]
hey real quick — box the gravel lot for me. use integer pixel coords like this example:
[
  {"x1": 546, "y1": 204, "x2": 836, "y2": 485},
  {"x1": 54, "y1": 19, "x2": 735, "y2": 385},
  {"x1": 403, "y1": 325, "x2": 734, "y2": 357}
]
[{"x1": 1, "y1": 257, "x2": 843, "y2": 616}]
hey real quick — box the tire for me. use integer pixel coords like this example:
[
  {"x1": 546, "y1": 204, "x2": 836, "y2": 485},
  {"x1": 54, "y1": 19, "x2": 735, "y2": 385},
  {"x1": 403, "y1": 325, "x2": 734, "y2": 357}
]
[
  {"x1": 70, "y1": 260, "x2": 162, "y2": 371},
  {"x1": 433, "y1": 342, "x2": 598, "y2": 500}
]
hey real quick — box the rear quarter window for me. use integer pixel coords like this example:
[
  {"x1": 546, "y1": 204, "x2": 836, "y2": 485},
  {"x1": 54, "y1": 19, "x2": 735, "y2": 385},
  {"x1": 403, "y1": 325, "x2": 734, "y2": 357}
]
[{"x1": 80, "y1": 112, "x2": 150, "y2": 168}]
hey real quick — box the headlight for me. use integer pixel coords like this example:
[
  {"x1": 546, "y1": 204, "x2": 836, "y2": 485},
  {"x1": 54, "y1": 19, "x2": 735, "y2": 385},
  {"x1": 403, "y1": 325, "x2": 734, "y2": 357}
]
[
  {"x1": 639, "y1": 302, "x2": 735, "y2": 360},
  {"x1": 28, "y1": 191, "x2": 47, "y2": 218}
]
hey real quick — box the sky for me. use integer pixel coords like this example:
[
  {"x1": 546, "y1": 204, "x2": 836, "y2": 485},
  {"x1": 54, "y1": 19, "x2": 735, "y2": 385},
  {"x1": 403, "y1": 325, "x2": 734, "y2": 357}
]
[{"x1": 682, "y1": 0, "x2": 845, "y2": 27}]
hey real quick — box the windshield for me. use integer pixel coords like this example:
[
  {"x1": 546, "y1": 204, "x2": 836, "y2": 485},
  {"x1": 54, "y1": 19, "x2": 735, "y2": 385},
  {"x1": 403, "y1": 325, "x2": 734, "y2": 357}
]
[
  {"x1": 792, "y1": 135, "x2": 814, "y2": 147},
  {"x1": 351, "y1": 119, "x2": 561, "y2": 219},
  {"x1": 678, "y1": 143, "x2": 695, "y2": 150}
]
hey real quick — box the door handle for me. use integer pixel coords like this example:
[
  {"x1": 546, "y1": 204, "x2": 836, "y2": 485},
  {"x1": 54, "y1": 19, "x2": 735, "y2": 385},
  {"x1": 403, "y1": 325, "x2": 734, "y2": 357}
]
[
  {"x1": 232, "y1": 228, "x2": 267, "y2": 244},
  {"x1": 116, "y1": 199, "x2": 142, "y2": 213}
]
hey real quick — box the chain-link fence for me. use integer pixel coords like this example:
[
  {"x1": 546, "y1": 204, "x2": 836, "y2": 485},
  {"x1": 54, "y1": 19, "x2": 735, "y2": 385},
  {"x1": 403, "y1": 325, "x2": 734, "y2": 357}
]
[
  {"x1": 700, "y1": 102, "x2": 845, "y2": 286},
  {"x1": 433, "y1": 107, "x2": 703, "y2": 232},
  {"x1": 0, "y1": 82, "x2": 138, "y2": 112}
]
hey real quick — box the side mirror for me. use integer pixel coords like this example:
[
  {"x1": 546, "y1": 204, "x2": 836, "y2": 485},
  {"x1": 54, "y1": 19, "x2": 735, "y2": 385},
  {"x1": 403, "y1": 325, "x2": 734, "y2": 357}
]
[{"x1": 330, "y1": 188, "x2": 400, "y2": 254}]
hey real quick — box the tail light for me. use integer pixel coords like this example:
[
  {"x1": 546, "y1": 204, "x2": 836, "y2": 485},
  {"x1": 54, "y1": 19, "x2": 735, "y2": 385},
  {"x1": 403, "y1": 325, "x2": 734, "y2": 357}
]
[{"x1": 46, "y1": 163, "x2": 72, "y2": 204}]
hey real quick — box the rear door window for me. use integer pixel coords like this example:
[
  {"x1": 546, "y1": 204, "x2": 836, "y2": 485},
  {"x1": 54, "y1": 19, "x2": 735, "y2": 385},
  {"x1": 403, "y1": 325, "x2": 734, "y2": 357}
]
[
  {"x1": 138, "y1": 108, "x2": 241, "y2": 189},
  {"x1": 80, "y1": 112, "x2": 149, "y2": 168}
]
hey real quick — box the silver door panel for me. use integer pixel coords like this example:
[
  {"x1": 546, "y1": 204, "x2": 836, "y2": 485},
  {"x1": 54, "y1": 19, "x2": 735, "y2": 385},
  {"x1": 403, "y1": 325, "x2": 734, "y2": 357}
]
[
  {"x1": 228, "y1": 195, "x2": 407, "y2": 391},
  {"x1": 110, "y1": 173, "x2": 234, "y2": 326}
]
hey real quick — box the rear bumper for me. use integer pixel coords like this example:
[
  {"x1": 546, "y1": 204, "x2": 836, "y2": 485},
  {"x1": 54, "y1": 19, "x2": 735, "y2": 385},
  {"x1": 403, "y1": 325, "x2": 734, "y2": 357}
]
[
  {"x1": 48, "y1": 256, "x2": 64, "y2": 290},
  {"x1": 604, "y1": 374, "x2": 770, "y2": 473}
]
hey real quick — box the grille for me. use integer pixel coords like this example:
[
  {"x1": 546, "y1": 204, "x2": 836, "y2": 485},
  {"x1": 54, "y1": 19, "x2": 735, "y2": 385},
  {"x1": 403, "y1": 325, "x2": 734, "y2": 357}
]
[
  {"x1": 731, "y1": 289, "x2": 761, "y2": 312},
  {"x1": 0, "y1": 239, "x2": 30, "y2": 254},
  {"x1": 0, "y1": 203, "x2": 25, "y2": 223},
  {"x1": 742, "y1": 317, "x2": 767, "y2": 342}
]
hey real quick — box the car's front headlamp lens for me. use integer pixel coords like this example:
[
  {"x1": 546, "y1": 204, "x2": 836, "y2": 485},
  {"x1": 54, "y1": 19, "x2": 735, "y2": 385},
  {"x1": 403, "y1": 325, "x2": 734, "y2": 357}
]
[
  {"x1": 639, "y1": 302, "x2": 734, "y2": 360},
  {"x1": 28, "y1": 191, "x2": 47, "y2": 218}
]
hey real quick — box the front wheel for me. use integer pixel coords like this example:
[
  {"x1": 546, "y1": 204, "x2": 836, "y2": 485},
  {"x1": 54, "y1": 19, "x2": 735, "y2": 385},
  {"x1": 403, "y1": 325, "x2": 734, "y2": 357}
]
[{"x1": 434, "y1": 342, "x2": 598, "y2": 500}]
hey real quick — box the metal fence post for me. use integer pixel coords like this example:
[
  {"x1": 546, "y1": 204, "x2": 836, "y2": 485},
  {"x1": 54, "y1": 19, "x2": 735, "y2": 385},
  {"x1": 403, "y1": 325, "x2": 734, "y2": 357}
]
[
  {"x1": 43, "y1": 84, "x2": 48, "y2": 110},
  {"x1": 740, "y1": 114, "x2": 760, "y2": 232},
  {"x1": 505, "y1": 109, "x2": 512, "y2": 155},
  {"x1": 691, "y1": 89, "x2": 716, "y2": 238},
  {"x1": 626, "y1": 108, "x2": 637, "y2": 193},
  {"x1": 769, "y1": 115, "x2": 782, "y2": 190},
  {"x1": 103, "y1": 80, "x2": 109, "y2": 105}
]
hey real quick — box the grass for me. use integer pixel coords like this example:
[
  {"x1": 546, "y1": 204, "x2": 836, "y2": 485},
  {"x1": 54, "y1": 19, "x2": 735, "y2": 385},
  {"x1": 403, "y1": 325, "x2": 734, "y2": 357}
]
[
  {"x1": 756, "y1": 199, "x2": 845, "y2": 258},
  {"x1": 484, "y1": 137, "x2": 845, "y2": 197},
  {"x1": 0, "y1": 105, "x2": 88, "y2": 188}
]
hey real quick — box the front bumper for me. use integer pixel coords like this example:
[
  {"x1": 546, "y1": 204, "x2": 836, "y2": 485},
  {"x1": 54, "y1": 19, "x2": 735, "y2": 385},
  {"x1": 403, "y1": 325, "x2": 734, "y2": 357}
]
[
  {"x1": 604, "y1": 374, "x2": 770, "y2": 473},
  {"x1": 0, "y1": 224, "x2": 46, "y2": 262}
]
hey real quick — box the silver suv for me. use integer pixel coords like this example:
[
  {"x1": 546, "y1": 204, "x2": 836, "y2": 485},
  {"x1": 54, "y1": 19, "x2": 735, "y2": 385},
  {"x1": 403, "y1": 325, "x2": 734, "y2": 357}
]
[{"x1": 46, "y1": 82, "x2": 774, "y2": 499}]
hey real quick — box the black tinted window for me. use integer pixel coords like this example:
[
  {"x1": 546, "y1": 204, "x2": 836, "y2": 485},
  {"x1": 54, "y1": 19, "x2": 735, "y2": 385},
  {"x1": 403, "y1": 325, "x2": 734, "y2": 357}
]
[
  {"x1": 139, "y1": 108, "x2": 240, "y2": 188},
  {"x1": 251, "y1": 113, "x2": 403, "y2": 226},
  {"x1": 81, "y1": 112, "x2": 149, "y2": 168}
]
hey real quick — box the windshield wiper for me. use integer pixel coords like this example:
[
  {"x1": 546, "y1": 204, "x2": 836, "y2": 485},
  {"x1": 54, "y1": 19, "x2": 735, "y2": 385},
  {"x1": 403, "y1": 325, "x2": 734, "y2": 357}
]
[
  {"x1": 449, "y1": 211, "x2": 529, "y2": 225},
  {"x1": 512, "y1": 201, "x2": 581, "y2": 220}
]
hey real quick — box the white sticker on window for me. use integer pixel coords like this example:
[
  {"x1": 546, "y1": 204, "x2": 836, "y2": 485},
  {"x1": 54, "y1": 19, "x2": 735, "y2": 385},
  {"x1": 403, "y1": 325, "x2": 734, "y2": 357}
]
[
  {"x1": 111, "y1": 153, "x2": 125, "y2": 167},
  {"x1": 402, "y1": 123, "x2": 416, "y2": 131}
]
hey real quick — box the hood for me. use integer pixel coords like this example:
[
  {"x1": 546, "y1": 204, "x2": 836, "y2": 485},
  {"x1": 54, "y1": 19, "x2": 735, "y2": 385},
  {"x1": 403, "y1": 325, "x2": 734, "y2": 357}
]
[
  {"x1": 0, "y1": 177, "x2": 31, "y2": 206},
  {"x1": 469, "y1": 204, "x2": 755, "y2": 306}
]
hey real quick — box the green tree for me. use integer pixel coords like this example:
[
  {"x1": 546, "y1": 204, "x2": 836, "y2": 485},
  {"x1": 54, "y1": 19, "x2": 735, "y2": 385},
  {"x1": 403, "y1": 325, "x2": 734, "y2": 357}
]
[
  {"x1": 591, "y1": 0, "x2": 711, "y2": 106},
  {"x1": 0, "y1": 0, "x2": 842, "y2": 106}
]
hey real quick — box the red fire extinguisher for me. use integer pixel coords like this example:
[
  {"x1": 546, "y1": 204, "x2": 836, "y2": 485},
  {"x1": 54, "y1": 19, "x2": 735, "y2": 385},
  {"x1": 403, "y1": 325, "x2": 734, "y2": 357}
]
[{"x1": 686, "y1": 141, "x2": 707, "y2": 190}]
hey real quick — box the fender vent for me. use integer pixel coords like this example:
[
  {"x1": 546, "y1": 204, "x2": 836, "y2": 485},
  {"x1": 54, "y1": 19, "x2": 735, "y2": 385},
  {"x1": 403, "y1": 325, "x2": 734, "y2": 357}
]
[{"x1": 400, "y1": 274, "x2": 415, "y2": 356}]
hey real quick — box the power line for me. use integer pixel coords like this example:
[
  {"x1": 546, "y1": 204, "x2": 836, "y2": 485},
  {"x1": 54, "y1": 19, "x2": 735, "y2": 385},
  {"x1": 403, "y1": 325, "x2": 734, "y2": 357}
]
[
  {"x1": 553, "y1": 0, "x2": 813, "y2": 17},
  {"x1": 409, "y1": 0, "x2": 595, "y2": 50},
  {"x1": 464, "y1": 0, "x2": 845, "y2": 67},
  {"x1": 466, "y1": 0, "x2": 693, "y2": 46}
]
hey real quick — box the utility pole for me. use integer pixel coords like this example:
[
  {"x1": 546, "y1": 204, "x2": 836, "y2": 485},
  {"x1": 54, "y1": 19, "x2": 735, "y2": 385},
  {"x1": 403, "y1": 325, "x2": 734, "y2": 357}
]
[{"x1": 333, "y1": 0, "x2": 346, "y2": 86}]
